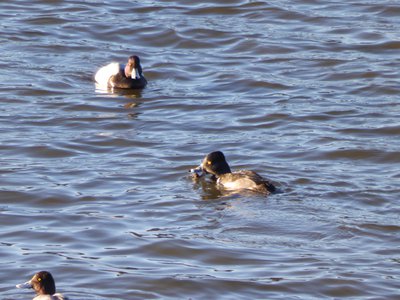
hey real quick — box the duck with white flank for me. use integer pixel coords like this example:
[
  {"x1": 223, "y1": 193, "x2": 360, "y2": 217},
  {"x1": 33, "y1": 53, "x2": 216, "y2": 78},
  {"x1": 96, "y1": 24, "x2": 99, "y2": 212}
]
[{"x1": 95, "y1": 55, "x2": 147, "y2": 89}]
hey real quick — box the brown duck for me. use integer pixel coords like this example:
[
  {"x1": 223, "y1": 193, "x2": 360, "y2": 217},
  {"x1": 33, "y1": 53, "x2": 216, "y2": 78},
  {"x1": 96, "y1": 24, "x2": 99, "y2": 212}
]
[{"x1": 191, "y1": 151, "x2": 276, "y2": 194}]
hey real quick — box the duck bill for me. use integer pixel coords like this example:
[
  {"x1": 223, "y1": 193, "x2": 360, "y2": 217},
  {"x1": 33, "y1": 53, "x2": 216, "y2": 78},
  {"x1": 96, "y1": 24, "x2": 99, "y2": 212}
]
[
  {"x1": 189, "y1": 164, "x2": 205, "y2": 178},
  {"x1": 16, "y1": 280, "x2": 32, "y2": 289}
]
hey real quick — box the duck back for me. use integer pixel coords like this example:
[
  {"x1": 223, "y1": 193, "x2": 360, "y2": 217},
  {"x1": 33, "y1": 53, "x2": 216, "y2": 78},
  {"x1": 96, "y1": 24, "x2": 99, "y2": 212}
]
[{"x1": 219, "y1": 170, "x2": 276, "y2": 194}]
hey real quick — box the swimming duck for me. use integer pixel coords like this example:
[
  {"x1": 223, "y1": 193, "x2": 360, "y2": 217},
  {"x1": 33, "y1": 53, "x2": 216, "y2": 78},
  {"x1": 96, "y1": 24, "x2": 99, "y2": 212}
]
[
  {"x1": 95, "y1": 55, "x2": 147, "y2": 89},
  {"x1": 16, "y1": 271, "x2": 68, "y2": 300},
  {"x1": 190, "y1": 151, "x2": 276, "y2": 194}
]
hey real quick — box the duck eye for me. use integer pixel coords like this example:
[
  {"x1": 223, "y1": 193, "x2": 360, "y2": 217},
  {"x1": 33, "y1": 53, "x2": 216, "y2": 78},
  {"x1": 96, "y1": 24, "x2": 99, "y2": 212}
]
[
  {"x1": 207, "y1": 161, "x2": 211, "y2": 165},
  {"x1": 37, "y1": 278, "x2": 41, "y2": 282}
]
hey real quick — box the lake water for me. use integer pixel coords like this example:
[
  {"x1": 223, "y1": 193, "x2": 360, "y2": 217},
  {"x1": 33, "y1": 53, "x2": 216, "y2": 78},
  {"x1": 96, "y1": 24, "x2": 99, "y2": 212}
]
[{"x1": 0, "y1": 0, "x2": 399, "y2": 299}]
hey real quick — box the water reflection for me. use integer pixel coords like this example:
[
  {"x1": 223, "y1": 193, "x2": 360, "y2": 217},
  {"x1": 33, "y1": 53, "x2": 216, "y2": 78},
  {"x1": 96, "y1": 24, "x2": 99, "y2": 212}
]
[
  {"x1": 95, "y1": 84, "x2": 145, "y2": 118},
  {"x1": 95, "y1": 83, "x2": 145, "y2": 99}
]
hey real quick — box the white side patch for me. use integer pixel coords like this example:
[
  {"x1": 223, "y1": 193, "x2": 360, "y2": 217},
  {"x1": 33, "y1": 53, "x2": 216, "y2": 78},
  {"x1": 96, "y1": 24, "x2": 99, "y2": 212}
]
[
  {"x1": 94, "y1": 62, "x2": 120, "y2": 88},
  {"x1": 131, "y1": 68, "x2": 140, "y2": 79},
  {"x1": 219, "y1": 178, "x2": 258, "y2": 190}
]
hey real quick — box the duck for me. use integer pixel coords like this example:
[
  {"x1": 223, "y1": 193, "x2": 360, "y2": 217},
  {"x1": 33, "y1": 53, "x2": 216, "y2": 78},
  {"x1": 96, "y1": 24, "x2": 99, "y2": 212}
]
[
  {"x1": 95, "y1": 55, "x2": 147, "y2": 89},
  {"x1": 16, "y1": 271, "x2": 68, "y2": 300},
  {"x1": 189, "y1": 151, "x2": 276, "y2": 194}
]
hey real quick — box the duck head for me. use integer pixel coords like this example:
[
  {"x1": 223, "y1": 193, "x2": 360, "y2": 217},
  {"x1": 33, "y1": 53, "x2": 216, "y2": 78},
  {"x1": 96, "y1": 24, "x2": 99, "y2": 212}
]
[
  {"x1": 16, "y1": 271, "x2": 56, "y2": 295},
  {"x1": 190, "y1": 151, "x2": 232, "y2": 178},
  {"x1": 124, "y1": 55, "x2": 143, "y2": 79}
]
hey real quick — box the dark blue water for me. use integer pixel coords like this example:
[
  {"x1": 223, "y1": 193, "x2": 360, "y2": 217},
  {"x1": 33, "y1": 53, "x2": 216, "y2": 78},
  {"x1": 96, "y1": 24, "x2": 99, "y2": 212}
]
[{"x1": 0, "y1": 1, "x2": 399, "y2": 299}]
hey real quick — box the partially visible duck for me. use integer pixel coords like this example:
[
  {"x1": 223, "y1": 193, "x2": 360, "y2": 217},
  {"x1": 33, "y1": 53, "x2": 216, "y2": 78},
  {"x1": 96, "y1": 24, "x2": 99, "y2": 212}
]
[
  {"x1": 16, "y1": 271, "x2": 68, "y2": 300},
  {"x1": 190, "y1": 151, "x2": 276, "y2": 194},
  {"x1": 95, "y1": 55, "x2": 147, "y2": 89}
]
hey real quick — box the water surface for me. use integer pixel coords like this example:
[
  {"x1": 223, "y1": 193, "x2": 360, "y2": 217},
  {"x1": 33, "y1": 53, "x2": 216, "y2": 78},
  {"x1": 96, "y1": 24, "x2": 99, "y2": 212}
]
[{"x1": 0, "y1": 1, "x2": 399, "y2": 299}]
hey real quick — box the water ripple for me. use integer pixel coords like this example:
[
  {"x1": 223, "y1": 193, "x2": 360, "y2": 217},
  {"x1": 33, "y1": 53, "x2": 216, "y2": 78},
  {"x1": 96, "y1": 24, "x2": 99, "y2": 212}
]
[{"x1": 0, "y1": 0, "x2": 399, "y2": 299}]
